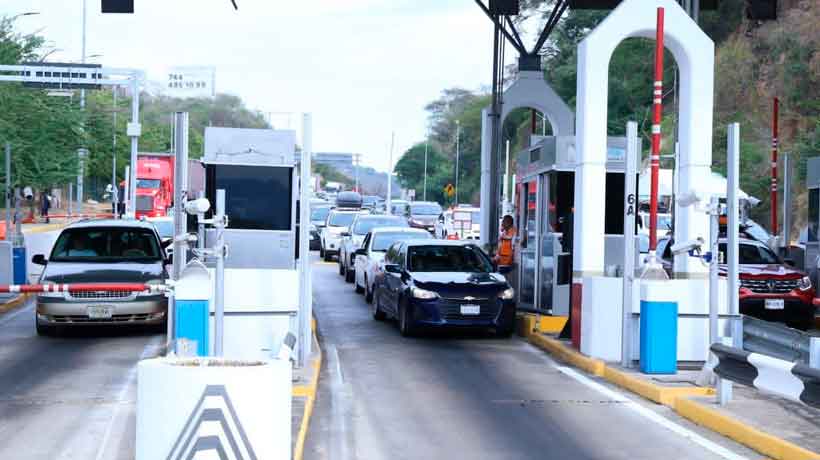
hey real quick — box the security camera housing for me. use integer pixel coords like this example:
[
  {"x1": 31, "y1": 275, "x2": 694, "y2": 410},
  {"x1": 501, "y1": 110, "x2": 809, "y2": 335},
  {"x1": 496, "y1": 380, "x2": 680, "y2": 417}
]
[{"x1": 671, "y1": 237, "x2": 705, "y2": 256}]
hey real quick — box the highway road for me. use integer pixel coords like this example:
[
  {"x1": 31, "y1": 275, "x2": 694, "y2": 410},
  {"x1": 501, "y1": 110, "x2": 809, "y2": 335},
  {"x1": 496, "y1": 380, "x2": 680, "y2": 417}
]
[
  {"x1": 0, "y1": 229, "x2": 164, "y2": 460},
  {"x1": 304, "y1": 257, "x2": 758, "y2": 460}
]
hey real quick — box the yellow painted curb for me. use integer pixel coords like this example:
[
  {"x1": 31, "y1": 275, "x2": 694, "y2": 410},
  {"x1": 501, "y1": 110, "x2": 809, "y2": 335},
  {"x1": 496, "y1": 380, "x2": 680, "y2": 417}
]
[
  {"x1": 602, "y1": 366, "x2": 714, "y2": 407},
  {"x1": 516, "y1": 313, "x2": 568, "y2": 336},
  {"x1": 537, "y1": 315, "x2": 568, "y2": 334},
  {"x1": 528, "y1": 333, "x2": 606, "y2": 377},
  {"x1": 0, "y1": 294, "x2": 29, "y2": 314},
  {"x1": 675, "y1": 398, "x2": 820, "y2": 460},
  {"x1": 23, "y1": 223, "x2": 65, "y2": 234},
  {"x1": 293, "y1": 324, "x2": 323, "y2": 460},
  {"x1": 516, "y1": 314, "x2": 536, "y2": 337}
]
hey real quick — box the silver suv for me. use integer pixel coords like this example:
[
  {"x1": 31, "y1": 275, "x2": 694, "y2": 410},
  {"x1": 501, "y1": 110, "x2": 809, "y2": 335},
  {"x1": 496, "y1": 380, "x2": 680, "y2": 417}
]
[{"x1": 32, "y1": 219, "x2": 169, "y2": 336}]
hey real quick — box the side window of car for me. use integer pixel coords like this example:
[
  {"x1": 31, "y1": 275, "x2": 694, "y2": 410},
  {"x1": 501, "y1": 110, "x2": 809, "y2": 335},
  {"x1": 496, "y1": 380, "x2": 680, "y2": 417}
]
[
  {"x1": 361, "y1": 233, "x2": 371, "y2": 251},
  {"x1": 385, "y1": 244, "x2": 398, "y2": 264},
  {"x1": 397, "y1": 244, "x2": 407, "y2": 270}
]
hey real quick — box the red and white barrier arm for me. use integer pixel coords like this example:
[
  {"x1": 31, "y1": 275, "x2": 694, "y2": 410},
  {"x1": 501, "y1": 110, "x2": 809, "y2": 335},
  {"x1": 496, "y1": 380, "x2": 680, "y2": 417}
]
[{"x1": 0, "y1": 283, "x2": 169, "y2": 294}]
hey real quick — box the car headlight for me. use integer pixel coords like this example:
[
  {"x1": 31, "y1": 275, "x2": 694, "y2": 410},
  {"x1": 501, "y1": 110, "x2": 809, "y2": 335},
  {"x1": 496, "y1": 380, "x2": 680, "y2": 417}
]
[
  {"x1": 411, "y1": 287, "x2": 439, "y2": 300},
  {"x1": 798, "y1": 276, "x2": 812, "y2": 291},
  {"x1": 498, "y1": 288, "x2": 515, "y2": 300}
]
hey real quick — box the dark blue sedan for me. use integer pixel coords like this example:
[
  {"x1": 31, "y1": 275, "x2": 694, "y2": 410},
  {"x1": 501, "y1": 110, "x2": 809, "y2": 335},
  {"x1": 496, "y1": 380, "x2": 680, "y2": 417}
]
[{"x1": 372, "y1": 240, "x2": 516, "y2": 337}]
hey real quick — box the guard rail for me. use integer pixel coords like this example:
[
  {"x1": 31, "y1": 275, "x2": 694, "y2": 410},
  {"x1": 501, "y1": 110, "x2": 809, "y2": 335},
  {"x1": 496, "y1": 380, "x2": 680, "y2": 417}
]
[{"x1": 742, "y1": 315, "x2": 820, "y2": 368}]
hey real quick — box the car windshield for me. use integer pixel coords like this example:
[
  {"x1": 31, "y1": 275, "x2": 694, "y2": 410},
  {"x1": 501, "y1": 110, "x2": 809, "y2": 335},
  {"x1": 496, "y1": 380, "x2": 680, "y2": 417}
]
[
  {"x1": 151, "y1": 220, "x2": 174, "y2": 239},
  {"x1": 407, "y1": 245, "x2": 492, "y2": 273},
  {"x1": 311, "y1": 207, "x2": 331, "y2": 221},
  {"x1": 353, "y1": 217, "x2": 407, "y2": 235},
  {"x1": 137, "y1": 179, "x2": 161, "y2": 189},
  {"x1": 372, "y1": 231, "x2": 431, "y2": 251},
  {"x1": 50, "y1": 227, "x2": 162, "y2": 262},
  {"x1": 410, "y1": 204, "x2": 442, "y2": 216},
  {"x1": 328, "y1": 212, "x2": 356, "y2": 227},
  {"x1": 718, "y1": 243, "x2": 780, "y2": 265}
]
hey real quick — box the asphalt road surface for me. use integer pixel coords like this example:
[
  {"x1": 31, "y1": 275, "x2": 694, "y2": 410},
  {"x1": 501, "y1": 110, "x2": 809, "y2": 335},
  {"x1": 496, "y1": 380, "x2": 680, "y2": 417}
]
[
  {"x1": 0, "y1": 230, "x2": 164, "y2": 460},
  {"x1": 305, "y1": 255, "x2": 757, "y2": 460}
]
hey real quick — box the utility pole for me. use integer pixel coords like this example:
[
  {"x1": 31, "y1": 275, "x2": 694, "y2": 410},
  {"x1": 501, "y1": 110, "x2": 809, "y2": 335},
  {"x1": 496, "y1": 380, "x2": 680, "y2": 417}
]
[
  {"x1": 455, "y1": 120, "x2": 461, "y2": 205},
  {"x1": 771, "y1": 97, "x2": 779, "y2": 236},
  {"x1": 5, "y1": 144, "x2": 10, "y2": 240},
  {"x1": 353, "y1": 153, "x2": 360, "y2": 192},
  {"x1": 77, "y1": 0, "x2": 87, "y2": 213},
  {"x1": 423, "y1": 138, "x2": 428, "y2": 201},
  {"x1": 112, "y1": 87, "x2": 118, "y2": 215},
  {"x1": 386, "y1": 132, "x2": 394, "y2": 215}
]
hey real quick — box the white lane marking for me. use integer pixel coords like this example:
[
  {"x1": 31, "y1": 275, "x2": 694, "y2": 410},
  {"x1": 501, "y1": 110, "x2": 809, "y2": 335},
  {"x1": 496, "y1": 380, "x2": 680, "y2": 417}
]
[
  {"x1": 327, "y1": 344, "x2": 351, "y2": 460},
  {"x1": 0, "y1": 302, "x2": 33, "y2": 326},
  {"x1": 93, "y1": 335, "x2": 163, "y2": 460},
  {"x1": 553, "y1": 364, "x2": 749, "y2": 460}
]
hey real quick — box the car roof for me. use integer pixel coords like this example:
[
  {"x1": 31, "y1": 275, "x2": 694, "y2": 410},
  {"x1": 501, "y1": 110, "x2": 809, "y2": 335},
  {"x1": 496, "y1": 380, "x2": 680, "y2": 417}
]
[
  {"x1": 355, "y1": 214, "x2": 405, "y2": 221},
  {"x1": 65, "y1": 218, "x2": 157, "y2": 230},
  {"x1": 402, "y1": 239, "x2": 477, "y2": 247},
  {"x1": 410, "y1": 201, "x2": 440, "y2": 206},
  {"x1": 370, "y1": 226, "x2": 428, "y2": 234}
]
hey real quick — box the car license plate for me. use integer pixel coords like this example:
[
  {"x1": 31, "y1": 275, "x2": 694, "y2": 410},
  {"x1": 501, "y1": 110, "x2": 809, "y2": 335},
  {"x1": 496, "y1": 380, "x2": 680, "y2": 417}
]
[
  {"x1": 764, "y1": 299, "x2": 785, "y2": 310},
  {"x1": 87, "y1": 305, "x2": 114, "y2": 319},
  {"x1": 460, "y1": 304, "x2": 480, "y2": 315}
]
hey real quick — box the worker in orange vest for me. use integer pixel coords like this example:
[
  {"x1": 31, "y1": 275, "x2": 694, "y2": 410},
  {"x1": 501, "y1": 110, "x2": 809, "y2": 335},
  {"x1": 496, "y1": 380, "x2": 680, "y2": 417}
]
[{"x1": 495, "y1": 215, "x2": 517, "y2": 274}]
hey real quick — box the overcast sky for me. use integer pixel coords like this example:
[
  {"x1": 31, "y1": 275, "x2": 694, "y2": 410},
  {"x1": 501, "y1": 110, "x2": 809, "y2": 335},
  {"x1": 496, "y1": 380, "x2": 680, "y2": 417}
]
[{"x1": 2, "y1": 0, "x2": 523, "y2": 173}]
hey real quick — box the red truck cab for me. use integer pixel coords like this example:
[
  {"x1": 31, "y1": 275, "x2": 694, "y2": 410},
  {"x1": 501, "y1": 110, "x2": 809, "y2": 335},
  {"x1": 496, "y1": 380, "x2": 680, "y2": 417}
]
[{"x1": 135, "y1": 154, "x2": 174, "y2": 219}]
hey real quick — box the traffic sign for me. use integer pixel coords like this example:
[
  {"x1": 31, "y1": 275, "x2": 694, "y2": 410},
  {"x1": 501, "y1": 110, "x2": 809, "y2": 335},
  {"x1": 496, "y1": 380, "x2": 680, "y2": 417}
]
[
  {"x1": 445, "y1": 184, "x2": 455, "y2": 198},
  {"x1": 20, "y1": 62, "x2": 103, "y2": 90}
]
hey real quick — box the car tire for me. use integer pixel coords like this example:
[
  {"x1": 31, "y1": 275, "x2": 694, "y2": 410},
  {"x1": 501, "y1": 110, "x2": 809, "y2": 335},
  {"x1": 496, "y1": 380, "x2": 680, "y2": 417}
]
[
  {"x1": 364, "y1": 277, "x2": 374, "y2": 304},
  {"x1": 496, "y1": 324, "x2": 514, "y2": 338},
  {"x1": 324, "y1": 251, "x2": 332, "y2": 262},
  {"x1": 319, "y1": 246, "x2": 325, "y2": 258},
  {"x1": 345, "y1": 265, "x2": 355, "y2": 283},
  {"x1": 354, "y1": 272, "x2": 364, "y2": 293},
  {"x1": 36, "y1": 321, "x2": 56, "y2": 337},
  {"x1": 398, "y1": 299, "x2": 416, "y2": 337},
  {"x1": 338, "y1": 257, "x2": 345, "y2": 275},
  {"x1": 372, "y1": 291, "x2": 386, "y2": 321}
]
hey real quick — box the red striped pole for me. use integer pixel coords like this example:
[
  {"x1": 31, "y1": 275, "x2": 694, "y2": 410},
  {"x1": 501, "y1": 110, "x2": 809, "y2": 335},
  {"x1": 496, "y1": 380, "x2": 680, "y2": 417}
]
[
  {"x1": 0, "y1": 283, "x2": 167, "y2": 294},
  {"x1": 771, "y1": 97, "x2": 779, "y2": 235},
  {"x1": 649, "y1": 7, "x2": 665, "y2": 251}
]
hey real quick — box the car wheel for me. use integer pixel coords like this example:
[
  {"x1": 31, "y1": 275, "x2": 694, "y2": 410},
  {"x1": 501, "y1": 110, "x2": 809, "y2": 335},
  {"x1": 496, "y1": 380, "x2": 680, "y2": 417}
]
[
  {"x1": 372, "y1": 290, "x2": 386, "y2": 321},
  {"x1": 345, "y1": 265, "x2": 355, "y2": 283},
  {"x1": 365, "y1": 276, "x2": 374, "y2": 304},
  {"x1": 338, "y1": 257, "x2": 345, "y2": 275},
  {"x1": 354, "y1": 271, "x2": 364, "y2": 293},
  {"x1": 324, "y1": 251, "x2": 332, "y2": 262},
  {"x1": 398, "y1": 299, "x2": 416, "y2": 337},
  {"x1": 36, "y1": 320, "x2": 56, "y2": 337},
  {"x1": 319, "y1": 246, "x2": 325, "y2": 258}
]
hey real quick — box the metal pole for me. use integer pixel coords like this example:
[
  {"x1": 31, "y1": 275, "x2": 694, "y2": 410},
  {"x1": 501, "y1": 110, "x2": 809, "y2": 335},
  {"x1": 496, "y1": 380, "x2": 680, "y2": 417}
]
[
  {"x1": 692, "y1": 0, "x2": 700, "y2": 24},
  {"x1": 503, "y1": 140, "x2": 510, "y2": 207},
  {"x1": 488, "y1": 15, "x2": 502, "y2": 252},
  {"x1": 423, "y1": 139, "x2": 428, "y2": 202},
  {"x1": 771, "y1": 97, "x2": 779, "y2": 236},
  {"x1": 455, "y1": 120, "x2": 460, "y2": 205},
  {"x1": 112, "y1": 88, "x2": 118, "y2": 216},
  {"x1": 78, "y1": 0, "x2": 87, "y2": 214},
  {"x1": 214, "y1": 189, "x2": 226, "y2": 357},
  {"x1": 709, "y1": 195, "x2": 719, "y2": 347},
  {"x1": 622, "y1": 121, "x2": 639, "y2": 367},
  {"x1": 649, "y1": 7, "x2": 665, "y2": 251},
  {"x1": 128, "y1": 76, "x2": 140, "y2": 217},
  {"x1": 386, "y1": 132, "x2": 394, "y2": 215},
  {"x1": 727, "y1": 122, "x2": 741, "y2": 346},
  {"x1": 172, "y1": 112, "x2": 189, "y2": 283},
  {"x1": 68, "y1": 183, "x2": 73, "y2": 219},
  {"x1": 5, "y1": 143, "x2": 10, "y2": 240},
  {"x1": 197, "y1": 191, "x2": 205, "y2": 252},
  {"x1": 298, "y1": 113, "x2": 313, "y2": 367},
  {"x1": 783, "y1": 152, "x2": 792, "y2": 247}
]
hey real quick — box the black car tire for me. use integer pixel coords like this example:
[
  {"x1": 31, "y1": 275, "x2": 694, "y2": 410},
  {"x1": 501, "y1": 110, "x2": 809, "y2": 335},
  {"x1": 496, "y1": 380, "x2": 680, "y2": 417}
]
[
  {"x1": 372, "y1": 290, "x2": 386, "y2": 321},
  {"x1": 398, "y1": 299, "x2": 416, "y2": 337},
  {"x1": 496, "y1": 323, "x2": 514, "y2": 338},
  {"x1": 323, "y1": 251, "x2": 332, "y2": 262},
  {"x1": 36, "y1": 321, "x2": 56, "y2": 337},
  {"x1": 787, "y1": 313, "x2": 814, "y2": 331},
  {"x1": 346, "y1": 265, "x2": 355, "y2": 283},
  {"x1": 319, "y1": 246, "x2": 325, "y2": 258},
  {"x1": 365, "y1": 277, "x2": 374, "y2": 304},
  {"x1": 338, "y1": 258, "x2": 345, "y2": 276}
]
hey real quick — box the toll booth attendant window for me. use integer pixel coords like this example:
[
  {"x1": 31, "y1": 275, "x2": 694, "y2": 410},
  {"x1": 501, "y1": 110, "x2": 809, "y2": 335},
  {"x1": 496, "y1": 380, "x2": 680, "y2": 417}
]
[{"x1": 206, "y1": 165, "x2": 293, "y2": 231}]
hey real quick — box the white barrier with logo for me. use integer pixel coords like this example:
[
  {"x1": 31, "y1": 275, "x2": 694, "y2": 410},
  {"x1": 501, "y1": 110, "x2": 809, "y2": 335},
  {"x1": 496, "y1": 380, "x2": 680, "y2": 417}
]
[{"x1": 136, "y1": 357, "x2": 291, "y2": 460}]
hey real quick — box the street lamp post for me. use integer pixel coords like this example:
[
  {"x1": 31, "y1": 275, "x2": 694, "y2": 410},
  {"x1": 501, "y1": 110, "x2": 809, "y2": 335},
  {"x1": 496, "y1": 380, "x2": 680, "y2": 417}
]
[
  {"x1": 77, "y1": 0, "x2": 87, "y2": 213},
  {"x1": 423, "y1": 138, "x2": 428, "y2": 201},
  {"x1": 454, "y1": 120, "x2": 460, "y2": 205}
]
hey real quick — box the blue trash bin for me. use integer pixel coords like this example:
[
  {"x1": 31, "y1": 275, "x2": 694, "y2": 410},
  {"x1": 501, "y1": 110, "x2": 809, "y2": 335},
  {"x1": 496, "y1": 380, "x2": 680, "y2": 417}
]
[
  {"x1": 173, "y1": 261, "x2": 211, "y2": 356},
  {"x1": 12, "y1": 246, "x2": 26, "y2": 285},
  {"x1": 639, "y1": 282, "x2": 678, "y2": 374}
]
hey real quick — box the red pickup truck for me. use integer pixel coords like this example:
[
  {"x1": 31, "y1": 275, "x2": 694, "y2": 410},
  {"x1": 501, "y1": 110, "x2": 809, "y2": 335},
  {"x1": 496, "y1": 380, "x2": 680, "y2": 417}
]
[{"x1": 656, "y1": 237, "x2": 816, "y2": 330}]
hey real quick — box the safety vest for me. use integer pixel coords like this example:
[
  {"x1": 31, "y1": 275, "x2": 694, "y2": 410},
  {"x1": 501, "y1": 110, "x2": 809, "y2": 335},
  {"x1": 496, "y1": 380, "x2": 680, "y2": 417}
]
[{"x1": 498, "y1": 227, "x2": 516, "y2": 266}]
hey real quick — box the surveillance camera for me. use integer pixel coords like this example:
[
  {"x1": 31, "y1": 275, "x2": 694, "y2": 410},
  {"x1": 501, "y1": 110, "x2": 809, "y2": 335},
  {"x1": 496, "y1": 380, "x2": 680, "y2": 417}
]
[
  {"x1": 184, "y1": 198, "x2": 211, "y2": 215},
  {"x1": 671, "y1": 237, "x2": 705, "y2": 256},
  {"x1": 23, "y1": 186, "x2": 33, "y2": 201},
  {"x1": 677, "y1": 190, "x2": 703, "y2": 208},
  {"x1": 742, "y1": 196, "x2": 761, "y2": 207}
]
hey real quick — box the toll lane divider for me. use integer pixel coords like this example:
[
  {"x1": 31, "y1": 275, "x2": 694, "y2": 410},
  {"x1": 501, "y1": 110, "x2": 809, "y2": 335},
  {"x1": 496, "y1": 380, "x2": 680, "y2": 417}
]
[
  {"x1": 292, "y1": 317, "x2": 322, "y2": 460},
  {"x1": 711, "y1": 343, "x2": 820, "y2": 409},
  {"x1": 516, "y1": 314, "x2": 820, "y2": 460}
]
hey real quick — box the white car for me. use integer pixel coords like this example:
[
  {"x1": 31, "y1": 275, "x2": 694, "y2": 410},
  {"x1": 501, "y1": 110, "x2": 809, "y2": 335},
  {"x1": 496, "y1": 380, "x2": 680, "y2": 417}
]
[
  {"x1": 320, "y1": 209, "x2": 359, "y2": 262},
  {"x1": 339, "y1": 214, "x2": 409, "y2": 283},
  {"x1": 353, "y1": 227, "x2": 433, "y2": 302},
  {"x1": 436, "y1": 207, "x2": 481, "y2": 240}
]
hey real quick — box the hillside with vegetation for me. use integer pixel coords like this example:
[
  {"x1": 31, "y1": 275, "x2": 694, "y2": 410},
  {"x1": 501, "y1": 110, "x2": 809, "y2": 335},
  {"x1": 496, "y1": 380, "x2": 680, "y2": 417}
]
[{"x1": 397, "y1": 0, "x2": 818, "y2": 237}]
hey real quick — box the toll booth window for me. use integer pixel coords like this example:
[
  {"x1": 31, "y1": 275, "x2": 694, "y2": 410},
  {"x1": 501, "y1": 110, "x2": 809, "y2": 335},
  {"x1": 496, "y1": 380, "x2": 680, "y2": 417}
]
[
  {"x1": 809, "y1": 188, "x2": 818, "y2": 242},
  {"x1": 526, "y1": 181, "x2": 537, "y2": 244},
  {"x1": 207, "y1": 165, "x2": 293, "y2": 231}
]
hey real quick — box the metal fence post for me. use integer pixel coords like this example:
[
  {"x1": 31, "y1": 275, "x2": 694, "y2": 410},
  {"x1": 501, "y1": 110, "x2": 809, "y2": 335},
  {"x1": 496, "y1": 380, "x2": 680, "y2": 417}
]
[
  {"x1": 214, "y1": 189, "x2": 226, "y2": 357},
  {"x1": 727, "y1": 122, "x2": 742, "y2": 350},
  {"x1": 718, "y1": 337, "x2": 733, "y2": 405},
  {"x1": 621, "y1": 121, "x2": 638, "y2": 368},
  {"x1": 169, "y1": 112, "x2": 189, "y2": 346},
  {"x1": 298, "y1": 113, "x2": 313, "y2": 367}
]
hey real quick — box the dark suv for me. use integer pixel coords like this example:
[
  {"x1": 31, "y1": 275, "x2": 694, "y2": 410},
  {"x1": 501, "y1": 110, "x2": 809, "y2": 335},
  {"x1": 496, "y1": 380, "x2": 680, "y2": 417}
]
[
  {"x1": 32, "y1": 219, "x2": 169, "y2": 335},
  {"x1": 657, "y1": 237, "x2": 816, "y2": 330}
]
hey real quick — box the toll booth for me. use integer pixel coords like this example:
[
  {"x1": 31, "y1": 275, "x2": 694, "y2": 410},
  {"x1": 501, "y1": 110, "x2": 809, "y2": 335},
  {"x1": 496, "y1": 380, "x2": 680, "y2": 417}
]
[
  {"x1": 515, "y1": 135, "x2": 637, "y2": 316},
  {"x1": 201, "y1": 127, "x2": 298, "y2": 269},
  {"x1": 805, "y1": 157, "x2": 820, "y2": 287}
]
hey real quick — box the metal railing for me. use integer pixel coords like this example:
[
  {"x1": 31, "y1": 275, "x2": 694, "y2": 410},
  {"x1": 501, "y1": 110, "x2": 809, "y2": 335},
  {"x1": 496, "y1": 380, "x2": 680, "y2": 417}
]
[{"x1": 742, "y1": 315, "x2": 820, "y2": 369}]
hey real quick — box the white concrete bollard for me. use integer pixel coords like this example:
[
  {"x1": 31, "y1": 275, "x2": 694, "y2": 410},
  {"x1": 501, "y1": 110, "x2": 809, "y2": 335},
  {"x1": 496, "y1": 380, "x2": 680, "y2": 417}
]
[{"x1": 136, "y1": 357, "x2": 291, "y2": 460}]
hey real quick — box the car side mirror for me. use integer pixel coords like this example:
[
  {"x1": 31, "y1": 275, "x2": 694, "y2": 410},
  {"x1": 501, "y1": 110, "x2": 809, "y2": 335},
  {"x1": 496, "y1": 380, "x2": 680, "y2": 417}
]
[
  {"x1": 161, "y1": 239, "x2": 173, "y2": 249},
  {"x1": 32, "y1": 254, "x2": 47, "y2": 266},
  {"x1": 165, "y1": 253, "x2": 173, "y2": 266},
  {"x1": 384, "y1": 263, "x2": 401, "y2": 274}
]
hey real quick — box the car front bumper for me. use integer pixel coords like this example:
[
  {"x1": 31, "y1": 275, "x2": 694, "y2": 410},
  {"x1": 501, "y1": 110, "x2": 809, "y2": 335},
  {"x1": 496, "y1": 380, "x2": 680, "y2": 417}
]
[
  {"x1": 36, "y1": 295, "x2": 168, "y2": 326},
  {"x1": 739, "y1": 290, "x2": 815, "y2": 325},
  {"x1": 408, "y1": 297, "x2": 516, "y2": 328}
]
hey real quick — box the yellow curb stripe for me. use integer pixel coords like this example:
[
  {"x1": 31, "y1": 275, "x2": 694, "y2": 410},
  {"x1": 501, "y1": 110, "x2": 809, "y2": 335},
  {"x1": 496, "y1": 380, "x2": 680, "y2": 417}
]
[
  {"x1": 23, "y1": 223, "x2": 65, "y2": 234},
  {"x1": 528, "y1": 333, "x2": 606, "y2": 377},
  {"x1": 538, "y1": 315, "x2": 568, "y2": 334},
  {"x1": 293, "y1": 323, "x2": 323, "y2": 460},
  {"x1": 675, "y1": 398, "x2": 820, "y2": 460},
  {"x1": 0, "y1": 294, "x2": 29, "y2": 315},
  {"x1": 602, "y1": 366, "x2": 714, "y2": 407}
]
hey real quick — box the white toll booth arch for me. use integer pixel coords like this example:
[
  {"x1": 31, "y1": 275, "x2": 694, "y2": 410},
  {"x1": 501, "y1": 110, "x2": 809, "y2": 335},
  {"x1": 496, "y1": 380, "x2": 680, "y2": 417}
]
[
  {"x1": 573, "y1": 0, "x2": 722, "y2": 363},
  {"x1": 573, "y1": 0, "x2": 714, "y2": 280},
  {"x1": 479, "y1": 70, "x2": 575, "y2": 246}
]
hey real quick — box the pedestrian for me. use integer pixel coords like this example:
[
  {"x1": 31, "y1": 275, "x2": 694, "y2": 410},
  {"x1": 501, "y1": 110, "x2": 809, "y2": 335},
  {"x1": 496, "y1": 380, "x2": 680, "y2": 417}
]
[
  {"x1": 495, "y1": 215, "x2": 517, "y2": 283},
  {"x1": 40, "y1": 190, "x2": 51, "y2": 224}
]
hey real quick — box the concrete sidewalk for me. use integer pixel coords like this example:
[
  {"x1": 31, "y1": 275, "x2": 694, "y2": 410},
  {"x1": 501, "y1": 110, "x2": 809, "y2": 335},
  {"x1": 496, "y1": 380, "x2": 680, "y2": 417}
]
[{"x1": 517, "y1": 315, "x2": 820, "y2": 460}]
